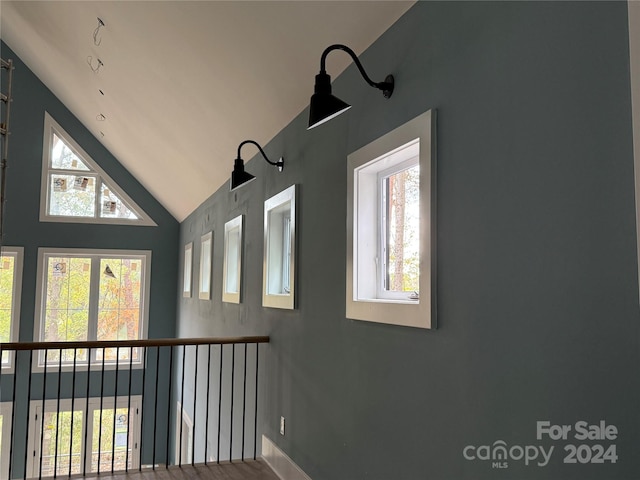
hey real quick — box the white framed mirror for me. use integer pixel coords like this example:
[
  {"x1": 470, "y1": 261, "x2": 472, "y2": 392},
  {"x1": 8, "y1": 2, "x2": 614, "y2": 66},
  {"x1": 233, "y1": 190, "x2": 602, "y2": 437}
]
[
  {"x1": 222, "y1": 215, "x2": 243, "y2": 303},
  {"x1": 263, "y1": 185, "x2": 296, "y2": 309}
]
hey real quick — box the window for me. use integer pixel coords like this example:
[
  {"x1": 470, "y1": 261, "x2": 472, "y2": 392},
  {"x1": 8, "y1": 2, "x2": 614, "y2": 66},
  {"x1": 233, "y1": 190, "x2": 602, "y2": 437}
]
[
  {"x1": 222, "y1": 215, "x2": 243, "y2": 304},
  {"x1": 26, "y1": 396, "x2": 141, "y2": 477},
  {"x1": 263, "y1": 185, "x2": 296, "y2": 309},
  {"x1": 377, "y1": 155, "x2": 420, "y2": 300},
  {"x1": 0, "y1": 246, "x2": 24, "y2": 372},
  {"x1": 0, "y1": 402, "x2": 12, "y2": 479},
  {"x1": 40, "y1": 112, "x2": 155, "y2": 225},
  {"x1": 34, "y1": 248, "x2": 151, "y2": 367},
  {"x1": 199, "y1": 232, "x2": 213, "y2": 300},
  {"x1": 346, "y1": 110, "x2": 436, "y2": 329},
  {"x1": 183, "y1": 243, "x2": 193, "y2": 298}
]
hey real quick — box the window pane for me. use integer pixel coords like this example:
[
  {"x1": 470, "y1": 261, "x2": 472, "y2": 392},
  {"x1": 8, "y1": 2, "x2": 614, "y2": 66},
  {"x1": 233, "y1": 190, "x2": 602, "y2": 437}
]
[
  {"x1": 92, "y1": 407, "x2": 133, "y2": 473},
  {"x1": 183, "y1": 245, "x2": 192, "y2": 296},
  {"x1": 97, "y1": 259, "x2": 142, "y2": 361},
  {"x1": 225, "y1": 228, "x2": 240, "y2": 294},
  {"x1": 100, "y1": 184, "x2": 139, "y2": 220},
  {"x1": 384, "y1": 164, "x2": 420, "y2": 293},
  {"x1": 282, "y1": 216, "x2": 292, "y2": 293},
  {"x1": 49, "y1": 174, "x2": 97, "y2": 217},
  {"x1": 0, "y1": 254, "x2": 15, "y2": 365},
  {"x1": 39, "y1": 410, "x2": 84, "y2": 477},
  {"x1": 266, "y1": 205, "x2": 291, "y2": 295},
  {"x1": 200, "y1": 237, "x2": 212, "y2": 295},
  {"x1": 44, "y1": 257, "x2": 90, "y2": 343},
  {"x1": 51, "y1": 133, "x2": 90, "y2": 171}
]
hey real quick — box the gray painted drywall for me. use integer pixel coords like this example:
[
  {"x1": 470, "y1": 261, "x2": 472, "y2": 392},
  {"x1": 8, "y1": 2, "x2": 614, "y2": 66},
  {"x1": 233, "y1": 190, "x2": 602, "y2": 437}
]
[
  {"x1": 0, "y1": 42, "x2": 180, "y2": 476},
  {"x1": 178, "y1": 2, "x2": 640, "y2": 479}
]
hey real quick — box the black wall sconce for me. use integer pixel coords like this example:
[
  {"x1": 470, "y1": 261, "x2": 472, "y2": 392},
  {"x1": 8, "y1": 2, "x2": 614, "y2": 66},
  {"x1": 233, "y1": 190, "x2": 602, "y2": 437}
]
[
  {"x1": 230, "y1": 140, "x2": 284, "y2": 191},
  {"x1": 308, "y1": 44, "x2": 394, "y2": 129}
]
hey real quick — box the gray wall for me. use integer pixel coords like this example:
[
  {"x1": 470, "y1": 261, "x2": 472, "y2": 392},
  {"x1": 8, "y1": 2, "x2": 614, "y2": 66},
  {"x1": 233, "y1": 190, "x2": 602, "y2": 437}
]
[
  {"x1": 180, "y1": 2, "x2": 639, "y2": 479},
  {"x1": 0, "y1": 42, "x2": 180, "y2": 476}
]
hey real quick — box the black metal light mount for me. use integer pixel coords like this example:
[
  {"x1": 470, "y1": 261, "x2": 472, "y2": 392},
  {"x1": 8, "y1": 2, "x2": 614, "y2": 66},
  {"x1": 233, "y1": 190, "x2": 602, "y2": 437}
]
[
  {"x1": 230, "y1": 140, "x2": 284, "y2": 191},
  {"x1": 308, "y1": 44, "x2": 394, "y2": 129}
]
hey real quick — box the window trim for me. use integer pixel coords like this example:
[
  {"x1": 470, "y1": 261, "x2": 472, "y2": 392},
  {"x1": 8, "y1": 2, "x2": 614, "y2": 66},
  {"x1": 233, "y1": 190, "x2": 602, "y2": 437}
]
[
  {"x1": 0, "y1": 246, "x2": 24, "y2": 373},
  {"x1": 262, "y1": 185, "x2": 296, "y2": 309},
  {"x1": 40, "y1": 112, "x2": 156, "y2": 226},
  {"x1": 33, "y1": 248, "x2": 151, "y2": 370},
  {"x1": 346, "y1": 109, "x2": 436, "y2": 329}
]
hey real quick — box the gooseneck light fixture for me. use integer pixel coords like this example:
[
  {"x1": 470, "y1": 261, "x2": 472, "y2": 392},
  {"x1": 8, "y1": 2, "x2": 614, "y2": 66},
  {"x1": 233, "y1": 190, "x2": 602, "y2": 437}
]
[
  {"x1": 230, "y1": 140, "x2": 284, "y2": 191},
  {"x1": 308, "y1": 44, "x2": 394, "y2": 129}
]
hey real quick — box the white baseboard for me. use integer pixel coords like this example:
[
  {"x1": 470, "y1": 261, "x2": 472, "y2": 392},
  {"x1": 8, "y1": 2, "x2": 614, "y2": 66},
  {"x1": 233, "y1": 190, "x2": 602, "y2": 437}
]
[{"x1": 262, "y1": 435, "x2": 312, "y2": 480}]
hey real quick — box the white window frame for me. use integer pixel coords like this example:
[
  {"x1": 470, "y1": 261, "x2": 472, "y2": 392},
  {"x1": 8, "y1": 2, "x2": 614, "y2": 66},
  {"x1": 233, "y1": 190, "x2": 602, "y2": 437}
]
[
  {"x1": 346, "y1": 110, "x2": 436, "y2": 329},
  {"x1": 183, "y1": 243, "x2": 193, "y2": 298},
  {"x1": 199, "y1": 232, "x2": 213, "y2": 300},
  {"x1": 376, "y1": 155, "x2": 420, "y2": 301},
  {"x1": 26, "y1": 396, "x2": 141, "y2": 478},
  {"x1": 262, "y1": 185, "x2": 296, "y2": 309},
  {"x1": 222, "y1": 215, "x2": 243, "y2": 304},
  {"x1": 40, "y1": 112, "x2": 156, "y2": 226},
  {"x1": 33, "y1": 248, "x2": 151, "y2": 370},
  {"x1": 0, "y1": 246, "x2": 24, "y2": 373},
  {"x1": 0, "y1": 402, "x2": 12, "y2": 480}
]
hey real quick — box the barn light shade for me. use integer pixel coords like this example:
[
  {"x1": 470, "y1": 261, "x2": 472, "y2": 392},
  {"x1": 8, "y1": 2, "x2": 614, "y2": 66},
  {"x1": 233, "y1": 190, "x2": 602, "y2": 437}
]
[
  {"x1": 230, "y1": 159, "x2": 256, "y2": 191},
  {"x1": 308, "y1": 72, "x2": 352, "y2": 129},
  {"x1": 229, "y1": 140, "x2": 284, "y2": 191},
  {"x1": 307, "y1": 44, "x2": 394, "y2": 129}
]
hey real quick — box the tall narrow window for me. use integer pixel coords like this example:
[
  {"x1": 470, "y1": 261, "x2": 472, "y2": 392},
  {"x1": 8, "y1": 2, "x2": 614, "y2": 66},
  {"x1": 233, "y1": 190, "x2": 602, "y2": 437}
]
[
  {"x1": 34, "y1": 248, "x2": 150, "y2": 367},
  {"x1": 281, "y1": 216, "x2": 292, "y2": 293},
  {"x1": 263, "y1": 185, "x2": 296, "y2": 309},
  {"x1": 40, "y1": 113, "x2": 155, "y2": 225},
  {"x1": 347, "y1": 110, "x2": 436, "y2": 329},
  {"x1": 378, "y1": 160, "x2": 420, "y2": 300},
  {"x1": 0, "y1": 246, "x2": 23, "y2": 371},
  {"x1": 183, "y1": 243, "x2": 193, "y2": 298},
  {"x1": 223, "y1": 215, "x2": 243, "y2": 304},
  {"x1": 199, "y1": 232, "x2": 213, "y2": 300}
]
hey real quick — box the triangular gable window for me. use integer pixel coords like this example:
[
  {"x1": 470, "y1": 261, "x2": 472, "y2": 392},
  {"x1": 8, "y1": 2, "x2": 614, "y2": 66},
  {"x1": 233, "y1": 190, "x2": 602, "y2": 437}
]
[{"x1": 40, "y1": 113, "x2": 155, "y2": 225}]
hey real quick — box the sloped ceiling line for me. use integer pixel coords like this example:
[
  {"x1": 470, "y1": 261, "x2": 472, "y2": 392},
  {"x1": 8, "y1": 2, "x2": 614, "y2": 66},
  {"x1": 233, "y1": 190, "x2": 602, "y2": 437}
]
[{"x1": 1, "y1": 1, "x2": 414, "y2": 221}]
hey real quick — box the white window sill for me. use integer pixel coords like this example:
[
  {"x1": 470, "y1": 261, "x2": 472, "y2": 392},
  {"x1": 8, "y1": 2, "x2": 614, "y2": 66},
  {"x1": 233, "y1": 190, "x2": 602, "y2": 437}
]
[
  {"x1": 31, "y1": 360, "x2": 144, "y2": 373},
  {"x1": 354, "y1": 298, "x2": 420, "y2": 305},
  {"x1": 1, "y1": 365, "x2": 16, "y2": 374}
]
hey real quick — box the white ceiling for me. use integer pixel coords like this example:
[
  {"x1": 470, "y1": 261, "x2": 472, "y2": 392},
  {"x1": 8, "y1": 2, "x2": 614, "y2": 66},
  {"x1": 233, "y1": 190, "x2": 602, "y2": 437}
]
[{"x1": 0, "y1": 0, "x2": 413, "y2": 221}]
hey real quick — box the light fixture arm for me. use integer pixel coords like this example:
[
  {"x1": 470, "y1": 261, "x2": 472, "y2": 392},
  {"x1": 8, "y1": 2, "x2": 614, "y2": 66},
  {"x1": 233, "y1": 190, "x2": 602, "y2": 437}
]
[
  {"x1": 319, "y1": 44, "x2": 394, "y2": 98},
  {"x1": 237, "y1": 140, "x2": 284, "y2": 171}
]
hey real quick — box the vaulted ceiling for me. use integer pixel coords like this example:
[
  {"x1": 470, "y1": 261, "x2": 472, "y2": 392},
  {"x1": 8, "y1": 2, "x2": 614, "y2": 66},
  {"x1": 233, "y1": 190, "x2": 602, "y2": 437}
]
[{"x1": 0, "y1": 1, "x2": 414, "y2": 221}]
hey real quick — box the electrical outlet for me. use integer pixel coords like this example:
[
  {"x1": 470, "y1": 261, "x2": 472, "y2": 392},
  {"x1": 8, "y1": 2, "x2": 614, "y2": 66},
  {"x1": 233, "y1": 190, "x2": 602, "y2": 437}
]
[{"x1": 280, "y1": 416, "x2": 285, "y2": 436}]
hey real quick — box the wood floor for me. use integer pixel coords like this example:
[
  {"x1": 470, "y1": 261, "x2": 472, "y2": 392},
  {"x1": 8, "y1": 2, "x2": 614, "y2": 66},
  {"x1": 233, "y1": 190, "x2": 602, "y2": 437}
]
[{"x1": 79, "y1": 461, "x2": 280, "y2": 480}]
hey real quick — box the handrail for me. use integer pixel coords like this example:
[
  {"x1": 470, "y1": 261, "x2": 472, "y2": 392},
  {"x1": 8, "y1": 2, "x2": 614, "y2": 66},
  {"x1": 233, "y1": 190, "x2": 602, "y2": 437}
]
[{"x1": 0, "y1": 335, "x2": 269, "y2": 350}]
